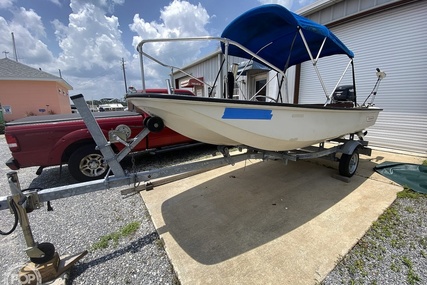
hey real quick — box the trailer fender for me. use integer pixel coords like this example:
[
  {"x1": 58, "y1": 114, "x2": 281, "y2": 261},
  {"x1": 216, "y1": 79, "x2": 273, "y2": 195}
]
[{"x1": 340, "y1": 140, "x2": 361, "y2": 155}]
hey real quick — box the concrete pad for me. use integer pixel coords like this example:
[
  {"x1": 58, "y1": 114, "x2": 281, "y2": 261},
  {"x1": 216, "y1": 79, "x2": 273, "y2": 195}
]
[{"x1": 141, "y1": 149, "x2": 426, "y2": 285}]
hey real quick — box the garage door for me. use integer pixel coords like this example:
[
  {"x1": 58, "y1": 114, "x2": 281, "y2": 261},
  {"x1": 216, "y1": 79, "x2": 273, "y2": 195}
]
[{"x1": 299, "y1": 1, "x2": 427, "y2": 155}]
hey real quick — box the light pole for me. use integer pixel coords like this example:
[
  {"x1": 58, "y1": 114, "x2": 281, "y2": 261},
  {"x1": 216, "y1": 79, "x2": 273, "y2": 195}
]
[{"x1": 121, "y1": 58, "x2": 128, "y2": 93}]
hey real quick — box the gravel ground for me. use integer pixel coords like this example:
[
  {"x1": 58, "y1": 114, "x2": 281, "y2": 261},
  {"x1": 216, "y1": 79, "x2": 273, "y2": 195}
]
[
  {"x1": 0, "y1": 135, "x2": 216, "y2": 285},
  {"x1": 0, "y1": 134, "x2": 426, "y2": 284},
  {"x1": 322, "y1": 191, "x2": 427, "y2": 285}
]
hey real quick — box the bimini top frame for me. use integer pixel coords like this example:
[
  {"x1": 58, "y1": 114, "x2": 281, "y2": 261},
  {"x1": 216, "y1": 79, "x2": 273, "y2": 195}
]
[{"x1": 135, "y1": 4, "x2": 356, "y2": 104}]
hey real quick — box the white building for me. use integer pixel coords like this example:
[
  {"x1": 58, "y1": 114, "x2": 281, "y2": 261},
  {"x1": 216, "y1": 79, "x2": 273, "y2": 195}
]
[{"x1": 173, "y1": 0, "x2": 426, "y2": 155}]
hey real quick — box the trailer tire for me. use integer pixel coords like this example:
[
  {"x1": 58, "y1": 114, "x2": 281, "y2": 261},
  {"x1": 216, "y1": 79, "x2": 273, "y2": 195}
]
[
  {"x1": 339, "y1": 149, "x2": 359, "y2": 177},
  {"x1": 68, "y1": 144, "x2": 109, "y2": 182},
  {"x1": 30, "y1": 242, "x2": 55, "y2": 264}
]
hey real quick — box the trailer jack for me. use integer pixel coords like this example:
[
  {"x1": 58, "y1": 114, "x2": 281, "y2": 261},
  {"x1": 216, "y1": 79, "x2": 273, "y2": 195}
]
[{"x1": 3, "y1": 171, "x2": 87, "y2": 284}]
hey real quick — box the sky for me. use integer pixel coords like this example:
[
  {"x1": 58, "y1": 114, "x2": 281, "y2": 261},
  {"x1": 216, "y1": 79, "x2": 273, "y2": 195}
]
[{"x1": 0, "y1": 0, "x2": 316, "y2": 101}]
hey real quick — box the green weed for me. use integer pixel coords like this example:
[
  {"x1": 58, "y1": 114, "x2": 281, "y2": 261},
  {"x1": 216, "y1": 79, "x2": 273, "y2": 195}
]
[
  {"x1": 397, "y1": 188, "x2": 426, "y2": 199},
  {"x1": 402, "y1": 256, "x2": 421, "y2": 285},
  {"x1": 92, "y1": 221, "x2": 141, "y2": 250}
]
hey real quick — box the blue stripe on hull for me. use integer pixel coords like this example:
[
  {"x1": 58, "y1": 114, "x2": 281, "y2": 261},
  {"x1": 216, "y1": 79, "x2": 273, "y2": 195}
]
[{"x1": 222, "y1": 108, "x2": 272, "y2": 120}]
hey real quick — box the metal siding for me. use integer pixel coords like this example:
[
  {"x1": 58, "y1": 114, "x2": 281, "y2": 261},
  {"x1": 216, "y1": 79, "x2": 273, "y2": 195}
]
[
  {"x1": 175, "y1": 53, "x2": 249, "y2": 98},
  {"x1": 299, "y1": 0, "x2": 427, "y2": 154},
  {"x1": 304, "y1": 0, "x2": 398, "y2": 25}
]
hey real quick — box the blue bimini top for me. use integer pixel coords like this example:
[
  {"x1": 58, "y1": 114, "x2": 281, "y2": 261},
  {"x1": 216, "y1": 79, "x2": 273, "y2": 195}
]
[{"x1": 221, "y1": 4, "x2": 354, "y2": 71}]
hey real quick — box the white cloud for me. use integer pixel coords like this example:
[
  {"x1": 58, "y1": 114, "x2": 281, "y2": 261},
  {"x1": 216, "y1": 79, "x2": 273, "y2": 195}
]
[
  {"x1": 71, "y1": 0, "x2": 124, "y2": 14},
  {"x1": 258, "y1": 0, "x2": 293, "y2": 9},
  {"x1": 129, "y1": 0, "x2": 211, "y2": 88},
  {"x1": 1, "y1": 0, "x2": 212, "y2": 100},
  {"x1": 54, "y1": 1, "x2": 129, "y2": 73},
  {"x1": 0, "y1": 0, "x2": 14, "y2": 9},
  {"x1": 48, "y1": 0, "x2": 132, "y2": 100},
  {"x1": 0, "y1": 7, "x2": 54, "y2": 64},
  {"x1": 48, "y1": 0, "x2": 61, "y2": 6},
  {"x1": 14, "y1": 7, "x2": 46, "y2": 37}
]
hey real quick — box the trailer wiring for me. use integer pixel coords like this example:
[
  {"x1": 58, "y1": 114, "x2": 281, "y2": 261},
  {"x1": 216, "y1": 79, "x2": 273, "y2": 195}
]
[
  {"x1": 0, "y1": 187, "x2": 52, "y2": 236},
  {"x1": 0, "y1": 198, "x2": 18, "y2": 235}
]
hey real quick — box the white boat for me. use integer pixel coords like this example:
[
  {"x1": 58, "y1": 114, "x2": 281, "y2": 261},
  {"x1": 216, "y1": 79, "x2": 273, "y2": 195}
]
[{"x1": 127, "y1": 4, "x2": 384, "y2": 152}]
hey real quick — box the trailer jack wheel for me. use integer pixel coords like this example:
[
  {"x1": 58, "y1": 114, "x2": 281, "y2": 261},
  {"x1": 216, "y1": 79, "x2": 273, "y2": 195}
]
[
  {"x1": 30, "y1": 242, "x2": 55, "y2": 264},
  {"x1": 339, "y1": 149, "x2": 359, "y2": 177}
]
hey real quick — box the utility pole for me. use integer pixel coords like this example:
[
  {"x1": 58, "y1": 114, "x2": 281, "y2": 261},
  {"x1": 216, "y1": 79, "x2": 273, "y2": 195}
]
[
  {"x1": 11, "y1": 32, "x2": 18, "y2": 62},
  {"x1": 121, "y1": 58, "x2": 128, "y2": 93}
]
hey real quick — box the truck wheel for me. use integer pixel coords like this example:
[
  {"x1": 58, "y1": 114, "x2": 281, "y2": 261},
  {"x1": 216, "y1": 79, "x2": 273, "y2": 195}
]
[
  {"x1": 68, "y1": 145, "x2": 109, "y2": 182},
  {"x1": 339, "y1": 149, "x2": 359, "y2": 177}
]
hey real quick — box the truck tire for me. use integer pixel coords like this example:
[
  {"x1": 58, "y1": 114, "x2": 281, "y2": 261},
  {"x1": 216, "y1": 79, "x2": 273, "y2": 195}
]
[
  {"x1": 339, "y1": 149, "x2": 359, "y2": 177},
  {"x1": 68, "y1": 144, "x2": 109, "y2": 182}
]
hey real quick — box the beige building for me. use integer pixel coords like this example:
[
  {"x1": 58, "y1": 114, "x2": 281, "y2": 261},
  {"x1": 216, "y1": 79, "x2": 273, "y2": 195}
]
[{"x1": 0, "y1": 58, "x2": 73, "y2": 122}]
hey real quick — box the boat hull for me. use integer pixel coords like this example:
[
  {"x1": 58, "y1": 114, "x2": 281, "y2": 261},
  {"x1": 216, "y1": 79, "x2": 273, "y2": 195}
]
[{"x1": 127, "y1": 94, "x2": 382, "y2": 151}]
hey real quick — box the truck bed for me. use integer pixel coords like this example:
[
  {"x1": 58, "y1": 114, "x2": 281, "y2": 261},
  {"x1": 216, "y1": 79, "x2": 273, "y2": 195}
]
[
  {"x1": 6, "y1": 111, "x2": 140, "y2": 126},
  {"x1": 5, "y1": 110, "x2": 195, "y2": 181}
]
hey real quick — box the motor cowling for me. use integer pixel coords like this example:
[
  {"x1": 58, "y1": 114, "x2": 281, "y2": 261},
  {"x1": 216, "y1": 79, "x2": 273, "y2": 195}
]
[{"x1": 332, "y1": 85, "x2": 355, "y2": 102}]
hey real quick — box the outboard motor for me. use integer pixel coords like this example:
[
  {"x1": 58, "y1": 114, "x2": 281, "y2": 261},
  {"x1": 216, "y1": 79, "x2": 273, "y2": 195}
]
[{"x1": 332, "y1": 85, "x2": 355, "y2": 103}]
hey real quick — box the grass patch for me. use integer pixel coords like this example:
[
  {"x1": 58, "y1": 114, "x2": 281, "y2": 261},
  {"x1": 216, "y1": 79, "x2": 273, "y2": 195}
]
[
  {"x1": 405, "y1": 206, "x2": 415, "y2": 213},
  {"x1": 370, "y1": 206, "x2": 399, "y2": 239},
  {"x1": 397, "y1": 188, "x2": 426, "y2": 199},
  {"x1": 121, "y1": 221, "x2": 140, "y2": 236},
  {"x1": 402, "y1": 256, "x2": 421, "y2": 285},
  {"x1": 92, "y1": 221, "x2": 141, "y2": 250}
]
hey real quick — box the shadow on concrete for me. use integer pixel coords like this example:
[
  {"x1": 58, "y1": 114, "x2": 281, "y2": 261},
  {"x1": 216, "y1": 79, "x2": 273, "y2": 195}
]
[{"x1": 158, "y1": 159, "x2": 370, "y2": 265}]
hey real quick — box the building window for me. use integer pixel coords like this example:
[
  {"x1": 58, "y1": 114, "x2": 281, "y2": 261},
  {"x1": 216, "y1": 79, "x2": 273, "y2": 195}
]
[{"x1": 3, "y1": 105, "x2": 12, "y2": 114}]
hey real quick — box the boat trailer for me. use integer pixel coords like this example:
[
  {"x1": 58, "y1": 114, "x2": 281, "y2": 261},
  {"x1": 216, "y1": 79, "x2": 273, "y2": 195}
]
[{"x1": 0, "y1": 94, "x2": 372, "y2": 283}]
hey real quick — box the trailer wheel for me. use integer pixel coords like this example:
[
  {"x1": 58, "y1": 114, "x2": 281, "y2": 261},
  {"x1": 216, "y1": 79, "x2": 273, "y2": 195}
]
[
  {"x1": 30, "y1": 242, "x2": 55, "y2": 264},
  {"x1": 339, "y1": 149, "x2": 359, "y2": 177},
  {"x1": 68, "y1": 144, "x2": 109, "y2": 182}
]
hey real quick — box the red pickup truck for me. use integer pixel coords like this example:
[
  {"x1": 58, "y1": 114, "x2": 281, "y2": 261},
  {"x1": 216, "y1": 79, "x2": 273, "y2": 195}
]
[{"x1": 5, "y1": 90, "x2": 195, "y2": 182}]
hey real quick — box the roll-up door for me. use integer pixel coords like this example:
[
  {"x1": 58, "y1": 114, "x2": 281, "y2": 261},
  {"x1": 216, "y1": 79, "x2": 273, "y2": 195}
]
[{"x1": 298, "y1": 1, "x2": 427, "y2": 155}]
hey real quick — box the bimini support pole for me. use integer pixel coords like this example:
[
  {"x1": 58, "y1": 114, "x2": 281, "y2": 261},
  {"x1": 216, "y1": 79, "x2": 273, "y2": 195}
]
[
  {"x1": 324, "y1": 59, "x2": 353, "y2": 105},
  {"x1": 137, "y1": 45, "x2": 146, "y2": 92},
  {"x1": 351, "y1": 59, "x2": 357, "y2": 105},
  {"x1": 224, "y1": 40, "x2": 230, "y2": 99},
  {"x1": 298, "y1": 29, "x2": 329, "y2": 98}
]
